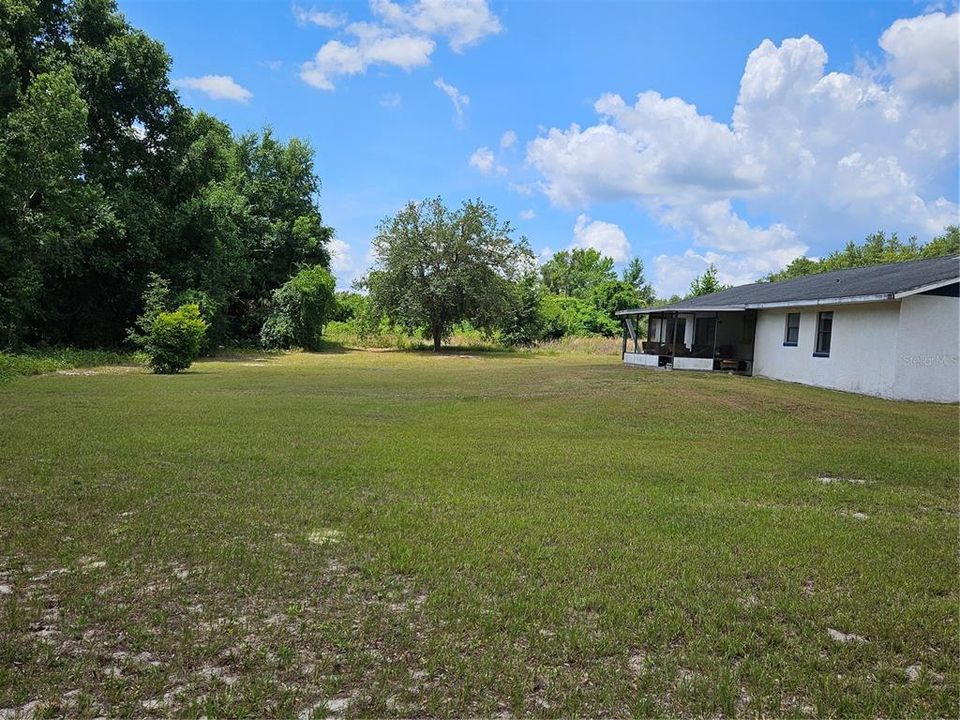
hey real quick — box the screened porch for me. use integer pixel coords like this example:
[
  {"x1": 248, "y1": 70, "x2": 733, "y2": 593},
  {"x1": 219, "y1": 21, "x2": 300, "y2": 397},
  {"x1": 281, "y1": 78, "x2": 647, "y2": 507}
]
[{"x1": 618, "y1": 309, "x2": 757, "y2": 374}]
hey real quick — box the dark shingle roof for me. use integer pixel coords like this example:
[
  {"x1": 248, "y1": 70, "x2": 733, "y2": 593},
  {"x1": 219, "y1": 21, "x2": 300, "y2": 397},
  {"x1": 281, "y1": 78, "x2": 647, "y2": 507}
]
[{"x1": 617, "y1": 255, "x2": 960, "y2": 314}]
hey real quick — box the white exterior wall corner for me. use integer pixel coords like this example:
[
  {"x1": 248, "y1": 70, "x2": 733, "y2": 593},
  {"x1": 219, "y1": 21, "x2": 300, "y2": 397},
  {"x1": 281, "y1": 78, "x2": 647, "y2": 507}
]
[
  {"x1": 892, "y1": 294, "x2": 959, "y2": 403},
  {"x1": 752, "y1": 303, "x2": 901, "y2": 399}
]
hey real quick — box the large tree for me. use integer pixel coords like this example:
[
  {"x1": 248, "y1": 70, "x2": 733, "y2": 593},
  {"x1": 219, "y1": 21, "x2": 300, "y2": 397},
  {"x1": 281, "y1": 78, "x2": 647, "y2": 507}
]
[
  {"x1": 363, "y1": 197, "x2": 532, "y2": 351},
  {"x1": 0, "y1": 0, "x2": 332, "y2": 348},
  {"x1": 540, "y1": 248, "x2": 616, "y2": 297}
]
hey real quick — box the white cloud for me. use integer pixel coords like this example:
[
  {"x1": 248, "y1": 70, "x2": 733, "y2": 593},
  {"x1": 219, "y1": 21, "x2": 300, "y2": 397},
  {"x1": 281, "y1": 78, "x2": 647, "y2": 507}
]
[
  {"x1": 468, "y1": 146, "x2": 505, "y2": 175},
  {"x1": 371, "y1": 0, "x2": 502, "y2": 52},
  {"x1": 380, "y1": 91, "x2": 402, "y2": 108},
  {"x1": 329, "y1": 238, "x2": 354, "y2": 274},
  {"x1": 293, "y1": 5, "x2": 345, "y2": 28},
  {"x1": 879, "y1": 12, "x2": 959, "y2": 103},
  {"x1": 519, "y1": 209, "x2": 536, "y2": 220},
  {"x1": 570, "y1": 214, "x2": 632, "y2": 263},
  {"x1": 526, "y1": 11, "x2": 959, "y2": 295},
  {"x1": 301, "y1": 23, "x2": 434, "y2": 90},
  {"x1": 300, "y1": 0, "x2": 500, "y2": 90},
  {"x1": 435, "y1": 77, "x2": 469, "y2": 127},
  {"x1": 500, "y1": 129, "x2": 518, "y2": 149},
  {"x1": 509, "y1": 182, "x2": 535, "y2": 196},
  {"x1": 175, "y1": 75, "x2": 253, "y2": 102}
]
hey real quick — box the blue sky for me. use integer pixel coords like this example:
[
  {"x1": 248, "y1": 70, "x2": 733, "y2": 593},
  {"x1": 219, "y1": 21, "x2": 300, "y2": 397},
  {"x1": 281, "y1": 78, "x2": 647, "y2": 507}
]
[{"x1": 119, "y1": 0, "x2": 959, "y2": 295}]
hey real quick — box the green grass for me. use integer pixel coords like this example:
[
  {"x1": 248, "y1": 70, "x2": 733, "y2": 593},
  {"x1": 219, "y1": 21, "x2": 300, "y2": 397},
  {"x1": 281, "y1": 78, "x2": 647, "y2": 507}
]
[
  {"x1": 0, "y1": 351, "x2": 956, "y2": 717},
  {"x1": 0, "y1": 347, "x2": 142, "y2": 383}
]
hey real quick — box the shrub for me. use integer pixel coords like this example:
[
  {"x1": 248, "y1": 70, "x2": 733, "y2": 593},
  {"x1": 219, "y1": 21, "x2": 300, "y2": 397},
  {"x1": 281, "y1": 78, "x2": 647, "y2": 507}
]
[
  {"x1": 332, "y1": 291, "x2": 368, "y2": 322},
  {"x1": 260, "y1": 265, "x2": 336, "y2": 350},
  {"x1": 141, "y1": 304, "x2": 208, "y2": 374},
  {"x1": 539, "y1": 294, "x2": 619, "y2": 338}
]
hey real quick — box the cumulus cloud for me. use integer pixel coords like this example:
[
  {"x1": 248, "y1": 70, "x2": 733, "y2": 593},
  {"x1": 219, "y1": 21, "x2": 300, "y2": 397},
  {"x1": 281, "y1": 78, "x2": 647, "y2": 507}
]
[
  {"x1": 371, "y1": 0, "x2": 502, "y2": 52},
  {"x1": 526, "y1": 11, "x2": 959, "y2": 295},
  {"x1": 328, "y1": 238, "x2": 369, "y2": 289},
  {"x1": 300, "y1": 0, "x2": 500, "y2": 90},
  {"x1": 329, "y1": 238, "x2": 354, "y2": 274},
  {"x1": 293, "y1": 5, "x2": 345, "y2": 28},
  {"x1": 468, "y1": 146, "x2": 505, "y2": 175},
  {"x1": 469, "y1": 147, "x2": 494, "y2": 173},
  {"x1": 570, "y1": 215, "x2": 632, "y2": 262},
  {"x1": 301, "y1": 23, "x2": 434, "y2": 90},
  {"x1": 175, "y1": 75, "x2": 253, "y2": 102},
  {"x1": 435, "y1": 77, "x2": 469, "y2": 127},
  {"x1": 500, "y1": 129, "x2": 518, "y2": 148},
  {"x1": 880, "y1": 12, "x2": 959, "y2": 103}
]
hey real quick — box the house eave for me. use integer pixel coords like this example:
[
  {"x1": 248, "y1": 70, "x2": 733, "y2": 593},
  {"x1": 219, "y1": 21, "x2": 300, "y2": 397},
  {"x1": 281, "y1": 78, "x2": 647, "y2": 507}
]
[
  {"x1": 615, "y1": 306, "x2": 745, "y2": 316},
  {"x1": 742, "y1": 293, "x2": 895, "y2": 309},
  {"x1": 893, "y1": 277, "x2": 960, "y2": 299},
  {"x1": 615, "y1": 293, "x2": 895, "y2": 316}
]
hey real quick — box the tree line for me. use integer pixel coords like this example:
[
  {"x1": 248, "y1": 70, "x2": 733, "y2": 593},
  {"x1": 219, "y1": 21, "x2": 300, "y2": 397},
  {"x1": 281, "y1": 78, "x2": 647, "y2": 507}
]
[
  {"x1": 1, "y1": 0, "x2": 333, "y2": 350},
  {"x1": 339, "y1": 202, "x2": 957, "y2": 351},
  {"x1": 3, "y1": 2, "x2": 956, "y2": 358}
]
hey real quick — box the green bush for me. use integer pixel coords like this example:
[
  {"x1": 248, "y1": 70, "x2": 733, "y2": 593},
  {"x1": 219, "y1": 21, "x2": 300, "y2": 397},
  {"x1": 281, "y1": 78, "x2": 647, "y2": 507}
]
[
  {"x1": 539, "y1": 294, "x2": 620, "y2": 338},
  {"x1": 141, "y1": 304, "x2": 208, "y2": 374},
  {"x1": 260, "y1": 265, "x2": 336, "y2": 351},
  {"x1": 332, "y1": 291, "x2": 368, "y2": 322}
]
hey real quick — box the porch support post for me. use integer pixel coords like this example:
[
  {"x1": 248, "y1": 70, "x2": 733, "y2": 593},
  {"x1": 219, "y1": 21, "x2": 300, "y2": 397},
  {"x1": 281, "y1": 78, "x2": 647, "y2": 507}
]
[
  {"x1": 632, "y1": 316, "x2": 639, "y2": 353},
  {"x1": 711, "y1": 311, "x2": 719, "y2": 371},
  {"x1": 621, "y1": 318, "x2": 627, "y2": 359},
  {"x1": 670, "y1": 312, "x2": 678, "y2": 357}
]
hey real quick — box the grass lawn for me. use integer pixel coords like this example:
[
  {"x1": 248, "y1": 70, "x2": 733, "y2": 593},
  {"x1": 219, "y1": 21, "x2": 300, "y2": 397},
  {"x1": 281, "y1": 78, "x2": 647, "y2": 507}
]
[{"x1": 0, "y1": 351, "x2": 957, "y2": 718}]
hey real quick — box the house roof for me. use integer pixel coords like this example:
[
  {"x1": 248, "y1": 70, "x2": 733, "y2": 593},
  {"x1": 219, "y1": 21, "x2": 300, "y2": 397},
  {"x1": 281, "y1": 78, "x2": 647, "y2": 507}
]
[{"x1": 616, "y1": 255, "x2": 960, "y2": 315}]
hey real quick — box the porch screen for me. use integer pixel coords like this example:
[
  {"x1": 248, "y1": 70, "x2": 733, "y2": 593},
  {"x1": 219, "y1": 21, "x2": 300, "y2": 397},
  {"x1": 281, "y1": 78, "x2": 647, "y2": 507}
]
[{"x1": 694, "y1": 317, "x2": 716, "y2": 346}]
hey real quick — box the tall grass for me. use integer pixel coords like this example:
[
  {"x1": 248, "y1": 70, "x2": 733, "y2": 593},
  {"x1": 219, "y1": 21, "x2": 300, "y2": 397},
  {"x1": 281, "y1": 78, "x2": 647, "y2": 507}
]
[
  {"x1": 324, "y1": 321, "x2": 621, "y2": 354},
  {"x1": 523, "y1": 334, "x2": 622, "y2": 355},
  {"x1": 0, "y1": 347, "x2": 142, "y2": 382}
]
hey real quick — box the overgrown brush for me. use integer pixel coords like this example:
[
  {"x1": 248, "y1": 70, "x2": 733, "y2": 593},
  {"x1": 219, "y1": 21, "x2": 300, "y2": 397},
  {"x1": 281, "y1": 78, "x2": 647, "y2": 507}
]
[{"x1": 0, "y1": 348, "x2": 141, "y2": 382}]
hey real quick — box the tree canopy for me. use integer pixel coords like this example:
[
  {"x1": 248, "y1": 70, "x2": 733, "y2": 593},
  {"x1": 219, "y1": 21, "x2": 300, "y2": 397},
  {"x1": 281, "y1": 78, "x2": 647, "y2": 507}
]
[
  {"x1": 363, "y1": 197, "x2": 532, "y2": 351},
  {"x1": 689, "y1": 264, "x2": 729, "y2": 297},
  {"x1": 622, "y1": 257, "x2": 656, "y2": 306},
  {"x1": 0, "y1": 0, "x2": 331, "y2": 348},
  {"x1": 540, "y1": 248, "x2": 616, "y2": 297},
  {"x1": 764, "y1": 227, "x2": 959, "y2": 282}
]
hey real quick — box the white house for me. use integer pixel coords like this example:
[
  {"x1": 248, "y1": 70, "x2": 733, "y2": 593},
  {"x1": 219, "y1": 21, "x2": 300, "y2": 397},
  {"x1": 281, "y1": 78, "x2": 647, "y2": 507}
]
[{"x1": 616, "y1": 256, "x2": 960, "y2": 403}]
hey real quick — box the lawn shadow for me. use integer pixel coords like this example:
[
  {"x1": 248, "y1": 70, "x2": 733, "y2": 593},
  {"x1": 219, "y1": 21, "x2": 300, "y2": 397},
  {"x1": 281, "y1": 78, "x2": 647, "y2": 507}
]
[
  {"x1": 394, "y1": 344, "x2": 537, "y2": 360},
  {"x1": 204, "y1": 341, "x2": 353, "y2": 362}
]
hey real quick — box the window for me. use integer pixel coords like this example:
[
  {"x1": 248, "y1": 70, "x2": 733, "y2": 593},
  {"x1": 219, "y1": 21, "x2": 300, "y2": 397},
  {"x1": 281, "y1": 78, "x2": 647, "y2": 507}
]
[
  {"x1": 783, "y1": 313, "x2": 800, "y2": 346},
  {"x1": 814, "y1": 311, "x2": 833, "y2": 356}
]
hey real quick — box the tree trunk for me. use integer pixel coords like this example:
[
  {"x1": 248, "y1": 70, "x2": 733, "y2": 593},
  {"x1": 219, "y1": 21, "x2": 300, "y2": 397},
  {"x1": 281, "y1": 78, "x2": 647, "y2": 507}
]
[{"x1": 432, "y1": 328, "x2": 442, "y2": 352}]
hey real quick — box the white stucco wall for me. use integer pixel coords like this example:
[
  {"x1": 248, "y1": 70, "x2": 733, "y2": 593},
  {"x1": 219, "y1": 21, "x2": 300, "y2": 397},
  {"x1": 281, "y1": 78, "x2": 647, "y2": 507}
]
[
  {"x1": 624, "y1": 352, "x2": 659, "y2": 367},
  {"x1": 892, "y1": 294, "x2": 959, "y2": 403},
  {"x1": 673, "y1": 356, "x2": 713, "y2": 371},
  {"x1": 753, "y1": 303, "x2": 902, "y2": 398}
]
